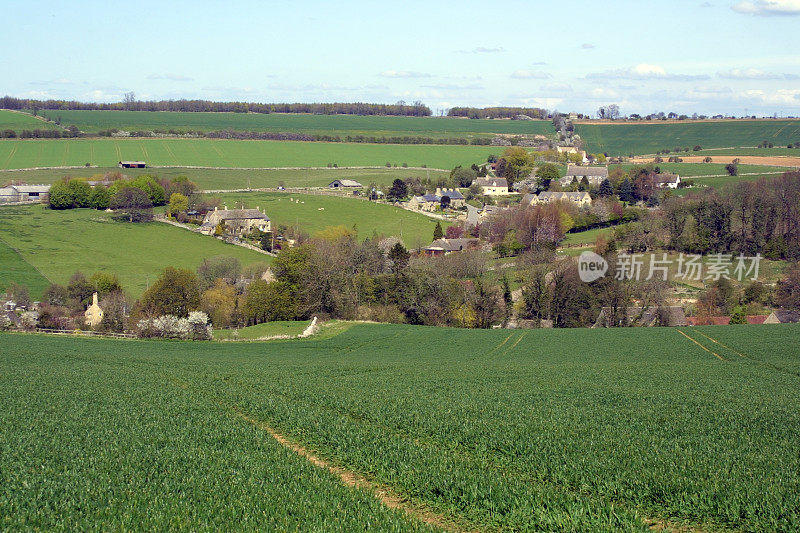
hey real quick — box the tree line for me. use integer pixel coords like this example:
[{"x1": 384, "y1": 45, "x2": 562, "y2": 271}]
[
  {"x1": 447, "y1": 107, "x2": 547, "y2": 119},
  {"x1": 0, "y1": 96, "x2": 431, "y2": 116}
]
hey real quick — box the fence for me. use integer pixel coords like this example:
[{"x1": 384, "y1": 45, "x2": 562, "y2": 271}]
[{"x1": 33, "y1": 328, "x2": 137, "y2": 339}]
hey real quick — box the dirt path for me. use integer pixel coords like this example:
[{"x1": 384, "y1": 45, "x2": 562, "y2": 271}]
[
  {"x1": 230, "y1": 406, "x2": 474, "y2": 533},
  {"x1": 630, "y1": 155, "x2": 800, "y2": 167}
]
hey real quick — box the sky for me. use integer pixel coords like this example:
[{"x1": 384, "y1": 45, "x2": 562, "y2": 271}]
[{"x1": 3, "y1": 0, "x2": 800, "y2": 116}]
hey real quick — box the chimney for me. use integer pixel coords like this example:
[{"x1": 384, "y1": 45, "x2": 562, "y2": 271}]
[
  {"x1": 92, "y1": 292, "x2": 98, "y2": 306},
  {"x1": 436, "y1": 187, "x2": 442, "y2": 195},
  {"x1": 214, "y1": 206, "x2": 217, "y2": 211},
  {"x1": 224, "y1": 204, "x2": 228, "y2": 210}
]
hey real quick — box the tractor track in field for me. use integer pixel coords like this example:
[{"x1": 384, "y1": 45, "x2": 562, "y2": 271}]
[
  {"x1": 693, "y1": 329, "x2": 800, "y2": 378},
  {"x1": 676, "y1": 329, "x2": 726, "y2": 361}
]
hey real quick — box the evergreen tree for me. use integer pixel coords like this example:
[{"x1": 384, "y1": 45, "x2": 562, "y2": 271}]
[
  {"x1": 433, "y1": 221, "x2": 443, "y2": 240},
  {"x1": 619, "y1": 178, "x2": 635, "y2": 203},
  {"x1": 598, "y1": 178, "x2": 613, "y2": 197}
]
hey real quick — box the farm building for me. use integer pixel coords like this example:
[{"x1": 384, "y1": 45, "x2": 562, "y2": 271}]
[
  {"x1": 118, "y1": 161, "x2": 146, "y2": 168},
  {"x1": 764, "y1": 310, "x2": 800, "y2": 324},
  {"x1": 328, "y1": 179, "x2": 363, "y2": 189},
  {"x1": 0, "y1": 184, "x2": 51, "y2": 203},
  {"x1": 523, "y1": 191, "x2": 591, "y2": 207},
  {"x1": 593, "y1": 306, "x2": 687, "y2": 328},
  {"x1": 422, "y1": 238, "x2": 479, "y2": 256},
  {"x1": 473, "y1": 177, "x2": 509, "y2": 195},
  {"x1": 655, "y1": 173, "x2": 681, "y2": 189},
  {"x1": 200, "y1": 207, "x2": 271, "y2": 236},
  {"x1": 559, "y1": 165, "x2": 608, "y2": 187}
]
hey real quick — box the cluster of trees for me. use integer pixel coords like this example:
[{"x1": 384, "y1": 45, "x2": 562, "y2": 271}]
[
  {"x1": 0, "y1": 96, "x2": 431, "y2": 116},
  {"x1": 447, "y1": 107, "x2": 547, "y2": 119},
  {"x1": 48, "y1": 174, "x2": 199, "y2": 223},
  {"x1": 615, "y1": 171, "x2": 800, "y2": 260},
  {"x1": 38, "y1": 272, "x2": 127, "y2": 332}
]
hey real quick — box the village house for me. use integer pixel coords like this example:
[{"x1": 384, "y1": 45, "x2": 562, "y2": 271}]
[
  {"x1": 200, "y1": 207, "x2": 271, "y2": 236},
  {"x1": 408, "y1": 193, "x2": 441, "y2": 212},
  {"x1": 118, "y1": 161, "x2": 146, "y2": 168},
  {"x1": 84, "y1": 292, "x2": 104, "y2": 328},
  {"x1": 654, "y1": 173, "x2": 681, "y2": 189},
  {"x1": 436, "y1": 188, "x2": 465, "y2": 208},
  {"x1": 422, "y1": 238, "x2": 479, "y2": 256},
  {"x1": 559, "y1": 165, "x2": 609, "y2": 187},
  {"x1": 0, "y1": 184, "x2": 51, "y2": 203},
  {"x1": 557, "y1": 146, "x2": 588, "y2": 163},
  {"x1": 328, "y1": 179, "x2": 363, "y2": 189},
  {"x1": 473, "y1": 177, "x2": 509, "y2": 195},
  {"x1": 764, "y1": 310, "x2": 800, "y2": 324},
  {"x1": 523, "y1": 191, "x2": 592, "y2": 207}
]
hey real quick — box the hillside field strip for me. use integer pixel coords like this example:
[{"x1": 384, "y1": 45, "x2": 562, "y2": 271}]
[
  {"x1": 0, "y1": 110, "x2": 61, "y2": 131},
  {"x1": 2, "y1": 324, "x2": 799, "y2": 531},
  {"x1": 0, "y1": 166, "x2": 450, "y2": 191},
  {"x1": 0, "y1": 138, "x2": 496, "y2": 170},
  {"x1": 575, "y1": 119, "x2": 800, "y2": 155},
  {"x1": 0, "y1": 237, "x2": 51, "y2": 299},
  {"x1": 212, "y1": 191, "x2": 448, "y2": 248},
  {"x1": 33, "y1": 110, "x2": 557, "y2": 138},
  {"x1": 0, "y1": 205, "x2": 266, "y2": 298}
]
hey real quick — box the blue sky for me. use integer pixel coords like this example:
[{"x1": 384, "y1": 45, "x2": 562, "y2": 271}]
[{"x1": 3, "y1": 0, "x2": 800, "y2": 116}]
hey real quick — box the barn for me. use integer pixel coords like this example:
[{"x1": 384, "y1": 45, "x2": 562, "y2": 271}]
[{"x1": 119, "y1": 161, "x2": 146, "y2": 168}]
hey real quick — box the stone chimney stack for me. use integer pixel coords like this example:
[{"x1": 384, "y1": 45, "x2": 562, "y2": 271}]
[{"x1": 92, "y1": 292, "x2": 98, "y2": 306}]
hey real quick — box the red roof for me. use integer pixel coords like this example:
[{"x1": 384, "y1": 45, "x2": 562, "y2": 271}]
[
  {"x1": 746, "y1": 315, "x2": 768, "y2": 324},
  {"x1": 686, "y1": 316, "x2": 730, "y2": 326}
]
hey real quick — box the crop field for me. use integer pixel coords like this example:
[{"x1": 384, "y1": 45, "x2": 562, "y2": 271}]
[
  {"x1": 0, "y1": 109, "x2": 60, "y2": 131},
  {"x1": 213, "y1": 320, "x2": 312, "y2": 341},
  {"x1": 0, "y1": 138, "x2": 495, "y2": 170},
  {"x1": 1, "y1": 166, "x2": 449, "y2": 191},
  {"x1": 575, "y1": 120, "x2": 800, "y2": 155},
  {"x1": 0, "y1": 205, "x2": 265, "y2": 297},
  {"x1": 619, "y1": 161, "x2": 787, "y2": 177},
  {"x1": 34, "y1": 109, "x2": 556, "y2": 138},
  {"x1": 674, "y1": 147, "x2": 800, "y2": 157},
  {"x1": 0, "y1": 238, "x2": 50, "y2": 299},
  {"x1": 2, "y1": 323, "x2": 799, "y2": 531},
  {"x1": 212, "y1": 191, "x2": 447, "y2": 248}
]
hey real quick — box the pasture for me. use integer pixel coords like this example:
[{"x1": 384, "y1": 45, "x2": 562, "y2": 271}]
[
  {"x1": 2, "y1": 323, "x2": 799, "y2": 531},
  {"x1": 575, "y1": 119, "x2": 800, "y2": 155},
  {"x1": 618, "y1": 161, "x2": 788, "y2": 177},
  {"x1": 0, "y1": 109, "x2": 59, "y2": 131},
  {"x1": 35, "y1": 109, "x2": 556, "y2": 138},
  {"x1": 0, "y1": 138, "x2": 495, "y2": 170},
  {"x1": 1, "y1": 166, "x2": 449, "y2": 191},
  {"x1": 0, "y1": 205, "x2": 265, "y2": 298},
  {"x1": 212, "y1": 191, "x2": 448, "y2": 248},
  {"x1": 0, "y1": 238, "x2": 51, "y2": 299}
]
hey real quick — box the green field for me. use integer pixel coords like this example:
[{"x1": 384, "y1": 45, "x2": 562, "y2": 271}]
[
  {"x1": 213, "y1": 191, "x2": 447, "y2": 248},
  {"x1": 0, "y1": 205, "x2": 265, "y2": 297},
  {"x1": 674, "y1": 147, "x2": 800, "y2": 157},
  {"x1": 0, "y1": 138, "x2": 495, "y2": 170},
  {"x1": 2, "y1": 324, "x2": 799, "y2": 531},
  {"x1": 619, "y1": 161, "x2": 788, "y2": 177},
  {"x1": 576, "y1": 120, "x2": 800, "y2": 155},
  {"x1": 1, "y1": 166, "x2": 449, "y2": 191},
  {"x1": 32, "y1": 109, "x2": 555, "y2": 138},
  {"x1": 0, "y1": 238, "x2": 51, "y2": 299},
  {"x1": 0, "y1": 109, "x2": 60, "y2": 131},
  {"x1": 214, "y1": 320, "x2": 311, "y2": 340}
]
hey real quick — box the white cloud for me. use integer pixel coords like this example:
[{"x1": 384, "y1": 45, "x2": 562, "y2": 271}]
[
  {"x1": 581, "y1": 43, "x2": 595, "y2": 49},
  {"x1": 421, "y1": 83, "x2": 484, "y2": 90},
  {"x1": 743, "y1": 88, "x2": 800, "y2": 104},
  {"x1": 147, "y1": 73, "x2": 194, "y2": 81},
  {"x1": 732, "y1": 0, "x2": 800, "y2": 15},
  {"x1": 717, "y1": 68, "x2": 799, "y2": 79},
  {"x1": 587, "y1": 63, "x2": 709, "y2": 81},
  {"x1": 379, "y1": 70, "x2": 431, "y2": 79},
  {"x1": 510, "y1": 70, "x2": 551, "y2": 79},
  {"x1": 459, "y1": 46, "x2": 505, "y2": 54}
]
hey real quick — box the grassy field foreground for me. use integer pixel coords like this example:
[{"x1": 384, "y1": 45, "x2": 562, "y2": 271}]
[{"x1": 1, "y1": 324, "x2": 799, "y2": 531}]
